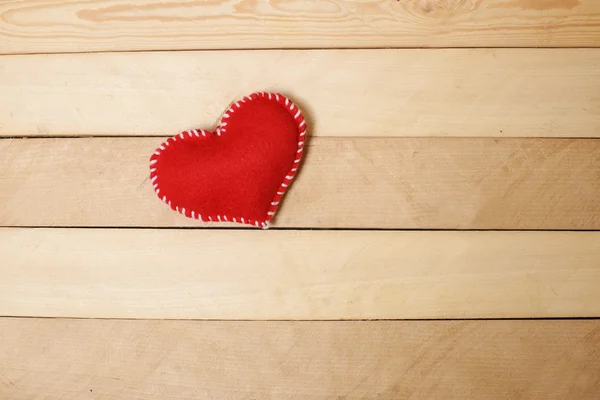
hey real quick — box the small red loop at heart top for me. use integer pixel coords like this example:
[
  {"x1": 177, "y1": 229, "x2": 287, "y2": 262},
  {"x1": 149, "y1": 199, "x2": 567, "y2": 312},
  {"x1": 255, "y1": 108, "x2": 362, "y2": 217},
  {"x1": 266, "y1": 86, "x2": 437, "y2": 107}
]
[{"x1": 149, "y1": 92, "x2": 307, "y2": 229}]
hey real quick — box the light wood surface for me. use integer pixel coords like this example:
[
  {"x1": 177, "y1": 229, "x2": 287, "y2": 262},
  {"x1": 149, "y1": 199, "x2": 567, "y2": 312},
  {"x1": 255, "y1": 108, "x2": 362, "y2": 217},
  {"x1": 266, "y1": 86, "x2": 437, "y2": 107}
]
[
  {"x1": 1, "y1": 137, "x2": 598, "y2": 229},
  {"x1": 1, "y1": 228, "x2": 599, "y2": 319},
  {"x1": 1, "y1": 318, "x2": 599, "y2": 399},
  {"x1": 1, "y1": 49, "x2": 599, "y2": 138},
  {"x1": 2, "y1": 0, "x2": 600, "y2": 54},
  {"x1": 2, "y1": 0, "x2": 600, "y2": 396}
]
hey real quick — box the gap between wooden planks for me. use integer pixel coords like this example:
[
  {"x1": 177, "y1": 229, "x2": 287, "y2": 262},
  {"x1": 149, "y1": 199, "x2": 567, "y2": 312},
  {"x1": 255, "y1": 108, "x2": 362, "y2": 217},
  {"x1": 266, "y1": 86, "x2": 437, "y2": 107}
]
[
  {"x1": 1, "y1": 318, "x2": 599, "y2": 399},
  {"x1": 1, "y1": 0, "x2": 600, "y2": 54},
  {"x1": 1, "y1": 229, "x2": 599, "y2": 319},
  {"x1": 0, "y1": 137, "x2": 598, "y2": 229},
  {"x1": 1, "y1": 49, "x2": 599, "y2": 138}
]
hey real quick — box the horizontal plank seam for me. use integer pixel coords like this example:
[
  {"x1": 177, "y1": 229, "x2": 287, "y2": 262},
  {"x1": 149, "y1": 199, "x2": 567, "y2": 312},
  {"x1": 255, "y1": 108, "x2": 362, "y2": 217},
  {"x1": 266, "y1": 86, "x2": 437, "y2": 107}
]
[
  {"x1": 2, "y1": 316, "x2": 600, "y2": 322},
  {"x1": 3, "y1": 136, "x2": 600, "y2": 140},
  {"x1": 5, "y1": 45, "x2": 600, "y2": 57},
  {"x1": 1, "y1": 226, "x2": 599, "y2": 232}
]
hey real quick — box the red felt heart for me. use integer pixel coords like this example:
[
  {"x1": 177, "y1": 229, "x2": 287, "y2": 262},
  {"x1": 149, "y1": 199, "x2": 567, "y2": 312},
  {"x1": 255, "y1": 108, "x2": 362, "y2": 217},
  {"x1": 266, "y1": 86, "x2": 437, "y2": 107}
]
[{"x1": 149, "y1": 92, "x2": 307, "y2": 228}]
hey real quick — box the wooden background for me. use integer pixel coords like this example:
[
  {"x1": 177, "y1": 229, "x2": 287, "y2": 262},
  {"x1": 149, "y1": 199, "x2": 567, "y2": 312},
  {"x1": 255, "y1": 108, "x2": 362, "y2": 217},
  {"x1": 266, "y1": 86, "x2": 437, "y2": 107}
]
[{"x1": 1, "y1": 0, "x2": 599, "y2": 399}]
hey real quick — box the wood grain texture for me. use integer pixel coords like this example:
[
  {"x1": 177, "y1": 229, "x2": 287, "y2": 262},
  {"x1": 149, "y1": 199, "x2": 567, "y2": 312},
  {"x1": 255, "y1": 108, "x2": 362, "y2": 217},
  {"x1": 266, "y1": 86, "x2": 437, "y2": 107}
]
[
  {"x1": 1, "y1": 49, "x2": 599, "y2": 138},
  {"x1": 1, "y1": 318, "x2": 599, "y2": 399},
  {"x1": 1, "y1": 137, "x2": 599, "y2": 229},
  {"x1": 1, "y1": 228, "x2": 599, "y2": 319},
  {"x1": 2, "y1": 0, "x2": 600, "y2": 54}
]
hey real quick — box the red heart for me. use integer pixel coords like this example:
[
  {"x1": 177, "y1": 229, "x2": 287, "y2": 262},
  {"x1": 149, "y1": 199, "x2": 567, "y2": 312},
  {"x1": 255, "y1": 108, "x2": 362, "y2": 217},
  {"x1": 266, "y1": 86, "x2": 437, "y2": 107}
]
[{"x1": 149, "y1": 92, "x2": 307, "y2": 228}]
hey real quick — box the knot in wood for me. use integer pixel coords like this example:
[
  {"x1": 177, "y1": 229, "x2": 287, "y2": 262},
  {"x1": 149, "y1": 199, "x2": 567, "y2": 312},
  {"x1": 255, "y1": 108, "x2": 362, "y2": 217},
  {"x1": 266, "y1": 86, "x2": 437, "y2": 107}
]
[{"x1": 410, "y1": 0, "x2": 481, "y2": 16}]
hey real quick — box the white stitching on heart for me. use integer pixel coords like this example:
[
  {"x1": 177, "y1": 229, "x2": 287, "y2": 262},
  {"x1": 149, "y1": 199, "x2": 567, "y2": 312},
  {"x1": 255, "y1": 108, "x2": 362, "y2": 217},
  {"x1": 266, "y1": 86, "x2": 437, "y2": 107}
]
[{"x1": 149, "y1": 92, "x2": 307, "y2": 230}]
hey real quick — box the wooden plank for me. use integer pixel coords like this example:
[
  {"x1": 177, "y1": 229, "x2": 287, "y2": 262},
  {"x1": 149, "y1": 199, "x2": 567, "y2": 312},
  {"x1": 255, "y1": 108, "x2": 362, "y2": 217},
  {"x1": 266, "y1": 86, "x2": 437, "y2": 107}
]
[
  {"x1": 1, "y1": 49, "x2": 599, "y2": 138},
  {"x1": 2, "y1": 0, "x2": 600, "y2": 54},
  {"x1": 1, "y1": 319, "x2": 599, "y2": 399},
  {"x1": 1, "y1": 228, "x2": 599, "y2": 319},
  {"x1": 1, "y1": 137, "x2": 599, "y2": 229}
]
